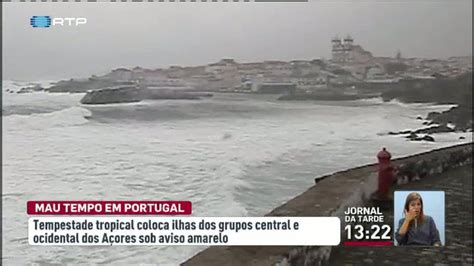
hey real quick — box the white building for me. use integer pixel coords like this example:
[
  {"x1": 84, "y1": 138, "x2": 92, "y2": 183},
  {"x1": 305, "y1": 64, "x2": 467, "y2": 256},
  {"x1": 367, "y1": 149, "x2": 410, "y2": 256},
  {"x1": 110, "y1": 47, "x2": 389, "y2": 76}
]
[
  {"x1": 102, "y1": 68, "x2": 133, "y2": 81},
  {"x1": 290, "y1": 60, "x2": 322, "y2": 77},
  {"x1": 292, "y1": 76, "x2": 327, "y2": 91},
  {"x1": 262, "y1": 61, "x2": 292, "y2": 77},
  {"x1": 237, "y1": 62, "x2": 265, "y2": 79},
  {"x1": 205, "y1": 59, "x2": 241, "y2": 89},
  {"x1": 331, "y1": 35, "x2": 374, "y2": 65},
  {"x1": 365, "y1": 65, "x2": 386, "y2": 80},
  {"x1": 132, "y1": 69, "x2": 167, "y2": 83}
]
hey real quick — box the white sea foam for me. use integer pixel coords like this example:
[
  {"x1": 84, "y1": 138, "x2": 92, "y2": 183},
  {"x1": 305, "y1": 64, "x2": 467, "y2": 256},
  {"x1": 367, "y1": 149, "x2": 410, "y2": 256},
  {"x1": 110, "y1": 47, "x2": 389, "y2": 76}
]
[
  {"x1": 353, "y1": 96, "x2": 385, "y2": 105},
  {"x1": 2, "y1": 81, "x2": 471, "y2": 266},
  {"x1": 4, "y1": 106, "x2": 91, "y2": 130},
  {"x1": 2, "y1": 79, "x2": 57, "y2": 92}
]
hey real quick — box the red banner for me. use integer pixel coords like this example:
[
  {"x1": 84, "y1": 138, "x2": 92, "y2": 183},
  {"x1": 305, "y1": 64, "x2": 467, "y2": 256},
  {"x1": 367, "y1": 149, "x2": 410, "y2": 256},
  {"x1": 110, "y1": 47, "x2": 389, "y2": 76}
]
[
  {"x1": 27, "y1": 201, "x2": 192, "y2": 215},
  {"x1": 343, "y1": 241, "x2": 393, "y2": 246}
]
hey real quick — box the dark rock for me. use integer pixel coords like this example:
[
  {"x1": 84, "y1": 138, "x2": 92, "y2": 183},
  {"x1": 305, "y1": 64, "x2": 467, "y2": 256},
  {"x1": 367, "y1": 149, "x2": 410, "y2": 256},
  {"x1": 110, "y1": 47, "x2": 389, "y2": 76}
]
[
  {"x1": 80, "y1": 86, "x2": 142, "y2": 104},
  {"x1": 407, "y1": 133, "x2": 435, "y2": 142},
  {"x1": 389, "y1": 129, "x2": 412, "y2": 135},
  {"x1": 421, "y1": 135, "x2": 435, "y2": 142},
  {"x1": 426, "y1": 105, "x2": 472, "y2": 131},
  {"x1": 17, "y1": 85, "x2": 44, "y2": 93},
  {"x1": 80, "y1": 87, "x2": 211, "y2": 105},
  {"x1": 406, "y1": 132, "x2": 419, "y2": 140},
  {"x1": 422, "y1": 121, "x2": 429, "y2": 125},
  {"x1": 417, "y1": 116, "x2": 423, "y2": 120},
  {"x1": 408, "y1": 125, "x2": 455, "y2": 135},
  {"x1": 459, "y1": 136, "x2": 466, "y2": 140},
  {"x1": 427, "y1": 111, "x2": 441, "y2": 120}
]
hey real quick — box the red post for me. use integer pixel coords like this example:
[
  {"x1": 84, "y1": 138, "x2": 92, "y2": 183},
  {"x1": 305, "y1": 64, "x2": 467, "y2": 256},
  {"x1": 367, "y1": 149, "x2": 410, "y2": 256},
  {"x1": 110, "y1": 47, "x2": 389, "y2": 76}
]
[{"x1": 376, "y1": 147, "x2": 395, "y2": 199}]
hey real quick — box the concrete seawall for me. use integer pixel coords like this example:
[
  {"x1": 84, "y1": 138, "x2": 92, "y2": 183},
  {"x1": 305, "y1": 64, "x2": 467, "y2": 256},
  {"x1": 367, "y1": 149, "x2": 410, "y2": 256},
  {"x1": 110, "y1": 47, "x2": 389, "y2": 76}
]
[{"x1": 182, "y1": 143, "x2": 473, "y2": 266}]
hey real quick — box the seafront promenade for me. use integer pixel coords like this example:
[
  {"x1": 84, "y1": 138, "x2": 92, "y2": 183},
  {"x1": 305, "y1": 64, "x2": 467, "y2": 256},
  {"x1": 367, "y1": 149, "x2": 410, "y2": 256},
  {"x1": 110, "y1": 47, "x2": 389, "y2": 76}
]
[{"x1": 183, "y1": 143, "x2": 473, "y2": 265}]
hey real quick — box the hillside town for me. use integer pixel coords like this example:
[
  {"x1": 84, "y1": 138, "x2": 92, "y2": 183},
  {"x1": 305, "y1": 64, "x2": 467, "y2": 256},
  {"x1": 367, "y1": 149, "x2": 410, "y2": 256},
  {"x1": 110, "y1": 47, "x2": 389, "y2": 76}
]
[
  {"x1": 14, "y1": 35, "x2": 471, "y2": 131},
  {"x1": 81, "y1": 36, "x2": 472, "y2": 94}
]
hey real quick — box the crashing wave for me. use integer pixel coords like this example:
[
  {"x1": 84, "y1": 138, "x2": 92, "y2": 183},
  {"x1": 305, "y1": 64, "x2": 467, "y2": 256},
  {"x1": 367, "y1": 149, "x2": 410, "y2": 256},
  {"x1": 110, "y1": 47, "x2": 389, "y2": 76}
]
[{"x1": 3, "y1": 106, "x2": 92, "y2": 130}]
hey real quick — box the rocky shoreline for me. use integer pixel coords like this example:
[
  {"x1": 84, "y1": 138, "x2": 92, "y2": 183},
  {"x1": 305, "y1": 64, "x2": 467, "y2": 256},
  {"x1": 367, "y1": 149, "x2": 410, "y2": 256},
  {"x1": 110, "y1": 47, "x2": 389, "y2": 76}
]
[
  {"x1": 277, "y1": 92, "x2": 378, "y2": 101},
  {"x1": 426, "y1": 104, "x2": 473, "y2": 131},
  {"x1": 382, "y1": 72, "x2": 472, "y2": 133},
  {"x1": 387, "y1": 124, "x2": 461, "y2": 142},
  {"x1": 79, "y1": 86, "x2": 213, "y2": 104},
  {"x1": 284, "y1": 73, "x2": 472, "y2": 141},
  {"x1": 386, "y1": 112, "x2": 471, "y2": 143},
  {"x1": 9, "y1": 71, "x2": 472, "y2": 136},
  {"x1": 10, "y1": 78, "x2": 215, "y2": 105}
]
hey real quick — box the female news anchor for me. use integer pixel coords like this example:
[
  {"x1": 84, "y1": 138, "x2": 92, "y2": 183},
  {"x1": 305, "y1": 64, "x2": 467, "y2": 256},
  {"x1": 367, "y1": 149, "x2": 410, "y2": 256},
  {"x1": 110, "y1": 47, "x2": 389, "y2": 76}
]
[{"x1": 395, "y1": 192, "x2": 441, "y2": 246}]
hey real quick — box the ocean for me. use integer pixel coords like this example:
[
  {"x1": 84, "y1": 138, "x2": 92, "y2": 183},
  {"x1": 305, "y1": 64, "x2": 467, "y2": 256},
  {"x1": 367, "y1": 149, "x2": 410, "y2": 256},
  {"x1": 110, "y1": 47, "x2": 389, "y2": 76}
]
[{"x1": 2, "y1": 80, "x2": 472, "y2": 265}]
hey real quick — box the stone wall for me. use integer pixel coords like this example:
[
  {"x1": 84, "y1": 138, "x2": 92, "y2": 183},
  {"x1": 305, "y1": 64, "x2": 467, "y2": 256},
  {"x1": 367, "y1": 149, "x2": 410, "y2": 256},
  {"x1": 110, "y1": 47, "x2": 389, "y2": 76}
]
[{"x1": 182, "y1": 143, "x2": 472, "y2": 266}]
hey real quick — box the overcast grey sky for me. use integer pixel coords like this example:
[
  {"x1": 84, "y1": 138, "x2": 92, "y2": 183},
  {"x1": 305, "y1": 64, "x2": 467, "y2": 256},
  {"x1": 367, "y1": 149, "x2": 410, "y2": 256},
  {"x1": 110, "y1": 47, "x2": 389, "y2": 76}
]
[{"x1": 2, "y1": 1, "x2": 472, "y2": 81}]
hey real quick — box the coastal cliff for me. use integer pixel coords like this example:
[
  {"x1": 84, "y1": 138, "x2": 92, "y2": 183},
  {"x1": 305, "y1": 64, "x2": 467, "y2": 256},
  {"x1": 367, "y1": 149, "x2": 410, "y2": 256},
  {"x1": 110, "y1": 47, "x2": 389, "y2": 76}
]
[
  {"x1": 382, "y1": 72, "x2": 472, "y2": 131},
  {"x1": 380, "y1": 72, "x2": 472, "y2": 105}
]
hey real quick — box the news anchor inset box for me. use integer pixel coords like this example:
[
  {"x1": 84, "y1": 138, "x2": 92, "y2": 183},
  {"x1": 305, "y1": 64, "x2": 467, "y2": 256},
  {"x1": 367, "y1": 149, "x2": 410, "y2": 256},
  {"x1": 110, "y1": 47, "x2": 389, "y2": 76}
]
[{"x1": 393, "y1": 191, "x2": 445, "y2": 246}]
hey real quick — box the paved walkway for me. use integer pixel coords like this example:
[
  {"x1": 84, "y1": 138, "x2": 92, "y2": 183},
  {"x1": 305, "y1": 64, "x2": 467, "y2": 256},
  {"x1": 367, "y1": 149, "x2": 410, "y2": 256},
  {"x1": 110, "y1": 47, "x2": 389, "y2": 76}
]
[{"x1": 328, "y1": 164, "x2": 473, "y2": 265}]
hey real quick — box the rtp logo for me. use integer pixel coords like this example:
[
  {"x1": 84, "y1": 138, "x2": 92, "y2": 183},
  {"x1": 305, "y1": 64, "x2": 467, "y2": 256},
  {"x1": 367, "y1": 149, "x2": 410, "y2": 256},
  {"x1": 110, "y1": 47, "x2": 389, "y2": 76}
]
[
  {"x1": 30, "y1": 16, "x2": 51, "y2": 28},
  {"x1": 30, "y1": 16, "x2": 87, "y2": 28}
]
